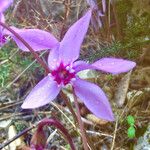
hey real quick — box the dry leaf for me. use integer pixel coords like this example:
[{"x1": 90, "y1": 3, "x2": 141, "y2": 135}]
[
  {"x1": 2, "y1": 125, "x2": 24, "y2": 150},
  {"x1": 0, "y1": 120, "x2": 11, "y2": 129},
  {"x1": 114, "y1": 71, "x2": 132, "y2": 107},
  {"x1": 86, "y1": 114, "x2": 108, "y2": 125}
]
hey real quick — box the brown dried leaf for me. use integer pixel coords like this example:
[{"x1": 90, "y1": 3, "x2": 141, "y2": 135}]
[
  {"x1": 2, "y1": 125, "x2": 24, "y2": 150},
  {"x1": 86, "y1": 114, "x2": 108, "y2": 125},
  {"x1": 114, "y1": 71, "x2": 132, "y2": 107}
]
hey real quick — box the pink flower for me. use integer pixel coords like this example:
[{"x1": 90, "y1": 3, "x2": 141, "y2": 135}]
[
  {"x1": 86, "y1": 0, "x2": 106, "y2": 31},
  {"x1": 0, "y1": 0, "x2": 13, "y2": 13},
  {"x1": 20, "y1": 10, "x2": 136, "y2": 121},
  {"x1": 0, "y1": 0, "x2": 13, "y2": 46}
]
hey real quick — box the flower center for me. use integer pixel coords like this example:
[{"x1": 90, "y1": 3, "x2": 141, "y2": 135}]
[
  {"x1": 51, "y1": 63, "x2": 75, "y2": 85},
  {"x1": 0, "y1": 35, "x2": 7, "y2": 46}
]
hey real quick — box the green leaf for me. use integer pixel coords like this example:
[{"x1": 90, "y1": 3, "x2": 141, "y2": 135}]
[
  {"x1": 127, "y1": 115, "x2": 135, "y2": 126},
  {"x1": 127, "y1": 126, "x2": 136, "y2": 138}
]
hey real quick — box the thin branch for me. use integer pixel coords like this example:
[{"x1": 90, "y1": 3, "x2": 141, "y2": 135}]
[{"x1": 111, "y1": 117, "x2": 118, "y2": 150}]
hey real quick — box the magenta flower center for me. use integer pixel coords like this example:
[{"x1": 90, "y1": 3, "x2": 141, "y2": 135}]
[
  {"x1": 51, "y1": 63, "x2": 75, "y2": 85},
  {"x1": 0, "y1": 35, "x2": 7, "y2": 45}
]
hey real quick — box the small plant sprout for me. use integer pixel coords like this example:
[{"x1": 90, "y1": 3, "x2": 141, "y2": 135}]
[
  {"x1": 0, "y1": 0, "x2": 13, "y2": 46},
  {"x1": 127, "y1": 115, "x2": 136, "y2": 138},
  {"x1": 127, "y1": 126, "x2": 136, "y2": 139},
  {"x1": 127, "y1": 115, "x2": 135, "y2": 126}
]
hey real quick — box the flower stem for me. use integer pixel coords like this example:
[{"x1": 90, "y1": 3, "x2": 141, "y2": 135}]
[
  {"x1": 38, "y1": 118, "x2": 76, "y2": 150},
  {"x1": 0, "y1": 22, "x2": 50, "y2": 74},
  {"x1": 60, "y1": 91, "x2": 78, "y2": 124},
  {"x1": 73, "y1": 89, "x2": 89, "y2": 150}
]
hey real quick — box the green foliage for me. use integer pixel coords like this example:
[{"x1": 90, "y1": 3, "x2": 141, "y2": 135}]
[
  {"x1": 18, "y1": 56, "x2": 41, "y2": 72},
  {"x1": 127, "y1": 115, "x2": 135, "y2": 126},
  {"x1": 100, "y1": 42, "x2": 122, "y2": 57},
  {"x1": 126, "y1": 50, "x2": 139, "y2": 59},
  {"x1": 87, "y1": 41, "x2": 123, "y2": 62},
  {"x1": 14, "y1": 121, "x2": 28, "y2": 133},
  {"x1": 0, "y1": 44, "x2": 43, "y2": 88},
  {"x1": 127, "y1": 126, "x2": 136, "y2": 138},
  {"x1": 0, "y1": 64, "x2": 11, "y2": 87},
  {"x1": 86, "y1": 40, "x2": 139, "y2": 63},
  {"x1": 106, "y1": 74, "x2": 114, "y2": 81},
  {"x1": 64, "y1": 144, "x2": 71, "y2": 150},
  {"x1": 10, "y1": 120, "x2": 28, "y2": 133},
  {"x1": 0, "y1": 46, "x2": 11, "y2": 87},
  {"x1": 124, "y1": 12, "x2": 150, "y2": 48},
  {"x1": 116, "y1": 0, "x2": 150, "y2": 50},
  {"x1": 127, "y1": 115, "x2": 136, "y2": 139}
]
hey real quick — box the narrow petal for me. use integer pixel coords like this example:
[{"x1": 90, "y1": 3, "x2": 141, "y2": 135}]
[
  {"x1": 0, "y1": 13, "x2": 5, "y2": 23},
  {"x1": 86, "y1": 0, "x2": 98, "y2": 9},
  {"x1": 48, "y1": 44, "x2": 60, "y2": 70},
  {"x1": 21, "y1": 75, "x2": 60, "y2": 109},
  {"x1": 73, "y1": 60, "x2": 93, "y2": 72},
  {"x1": 59, "y1": 10, "x2": 92, "y2": 65},
  {"x1": 98, "y1": 10, "x2": 105, "y2": 17},
  {"x1": 0, "y1": 13, "x2": 7, "y2": 47},
  {"x1": 73, "y1": 78, "x2": 114, "y2": 121},
  {"x1": 0, "y1": 0, "x2": 13, "y2": 13},
  {"x1": 0, "y1": 13, "x2": 5, "y2": 33},
  {"x1": 0, "y1": 35, "x2": 7, "y2": 47},
  {"x1": 7, "y1": 27, "x2": 59, "y2": 51},
  {"x1": 102, "y1": 0, "x2": 106, "y2": 13},
  {"x1": 92, "y1": 58, "x2": 136, "y2": 74}
]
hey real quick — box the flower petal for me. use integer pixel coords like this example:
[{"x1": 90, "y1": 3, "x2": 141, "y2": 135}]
[
  {"x1": 73, "y1": 60, "x2": 93, "y2": 72},
  {"x1": 0, "y1": 13, "x2": 5, "y2": 23},
  {"x1": 92, "y1": 58, "x2": 136, "y2": 74},
  {"x1": 102, "y1": 0, "x2": 106, "y2": 13},
  {"x1": 59, "y1": 10, "x2": 92, "y2": 64},
  {"x1": 0, "y1": 0, "x2": 13, "y2": 13},
  {"x1": 86, "y1": 0, "x2": 98, "y2": 9},
  {"x1": 21, "y1": 75, "x2": 60, "y2": 109},
  {"x1": 73, "y1": 78, "x2": 114, "y2": 121},
  {"x1": 48, "y1": 44, "x2": 60, "y2": 70},
  {"x1": 7, "y1": 27, "x2": 59, "y2": 51},
  {"x1": 0, "y1": 13, "x2": 5, "y2": 33},
  {"x1": 0, "y1": 13, "x2": 7, "y2": 47}
]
